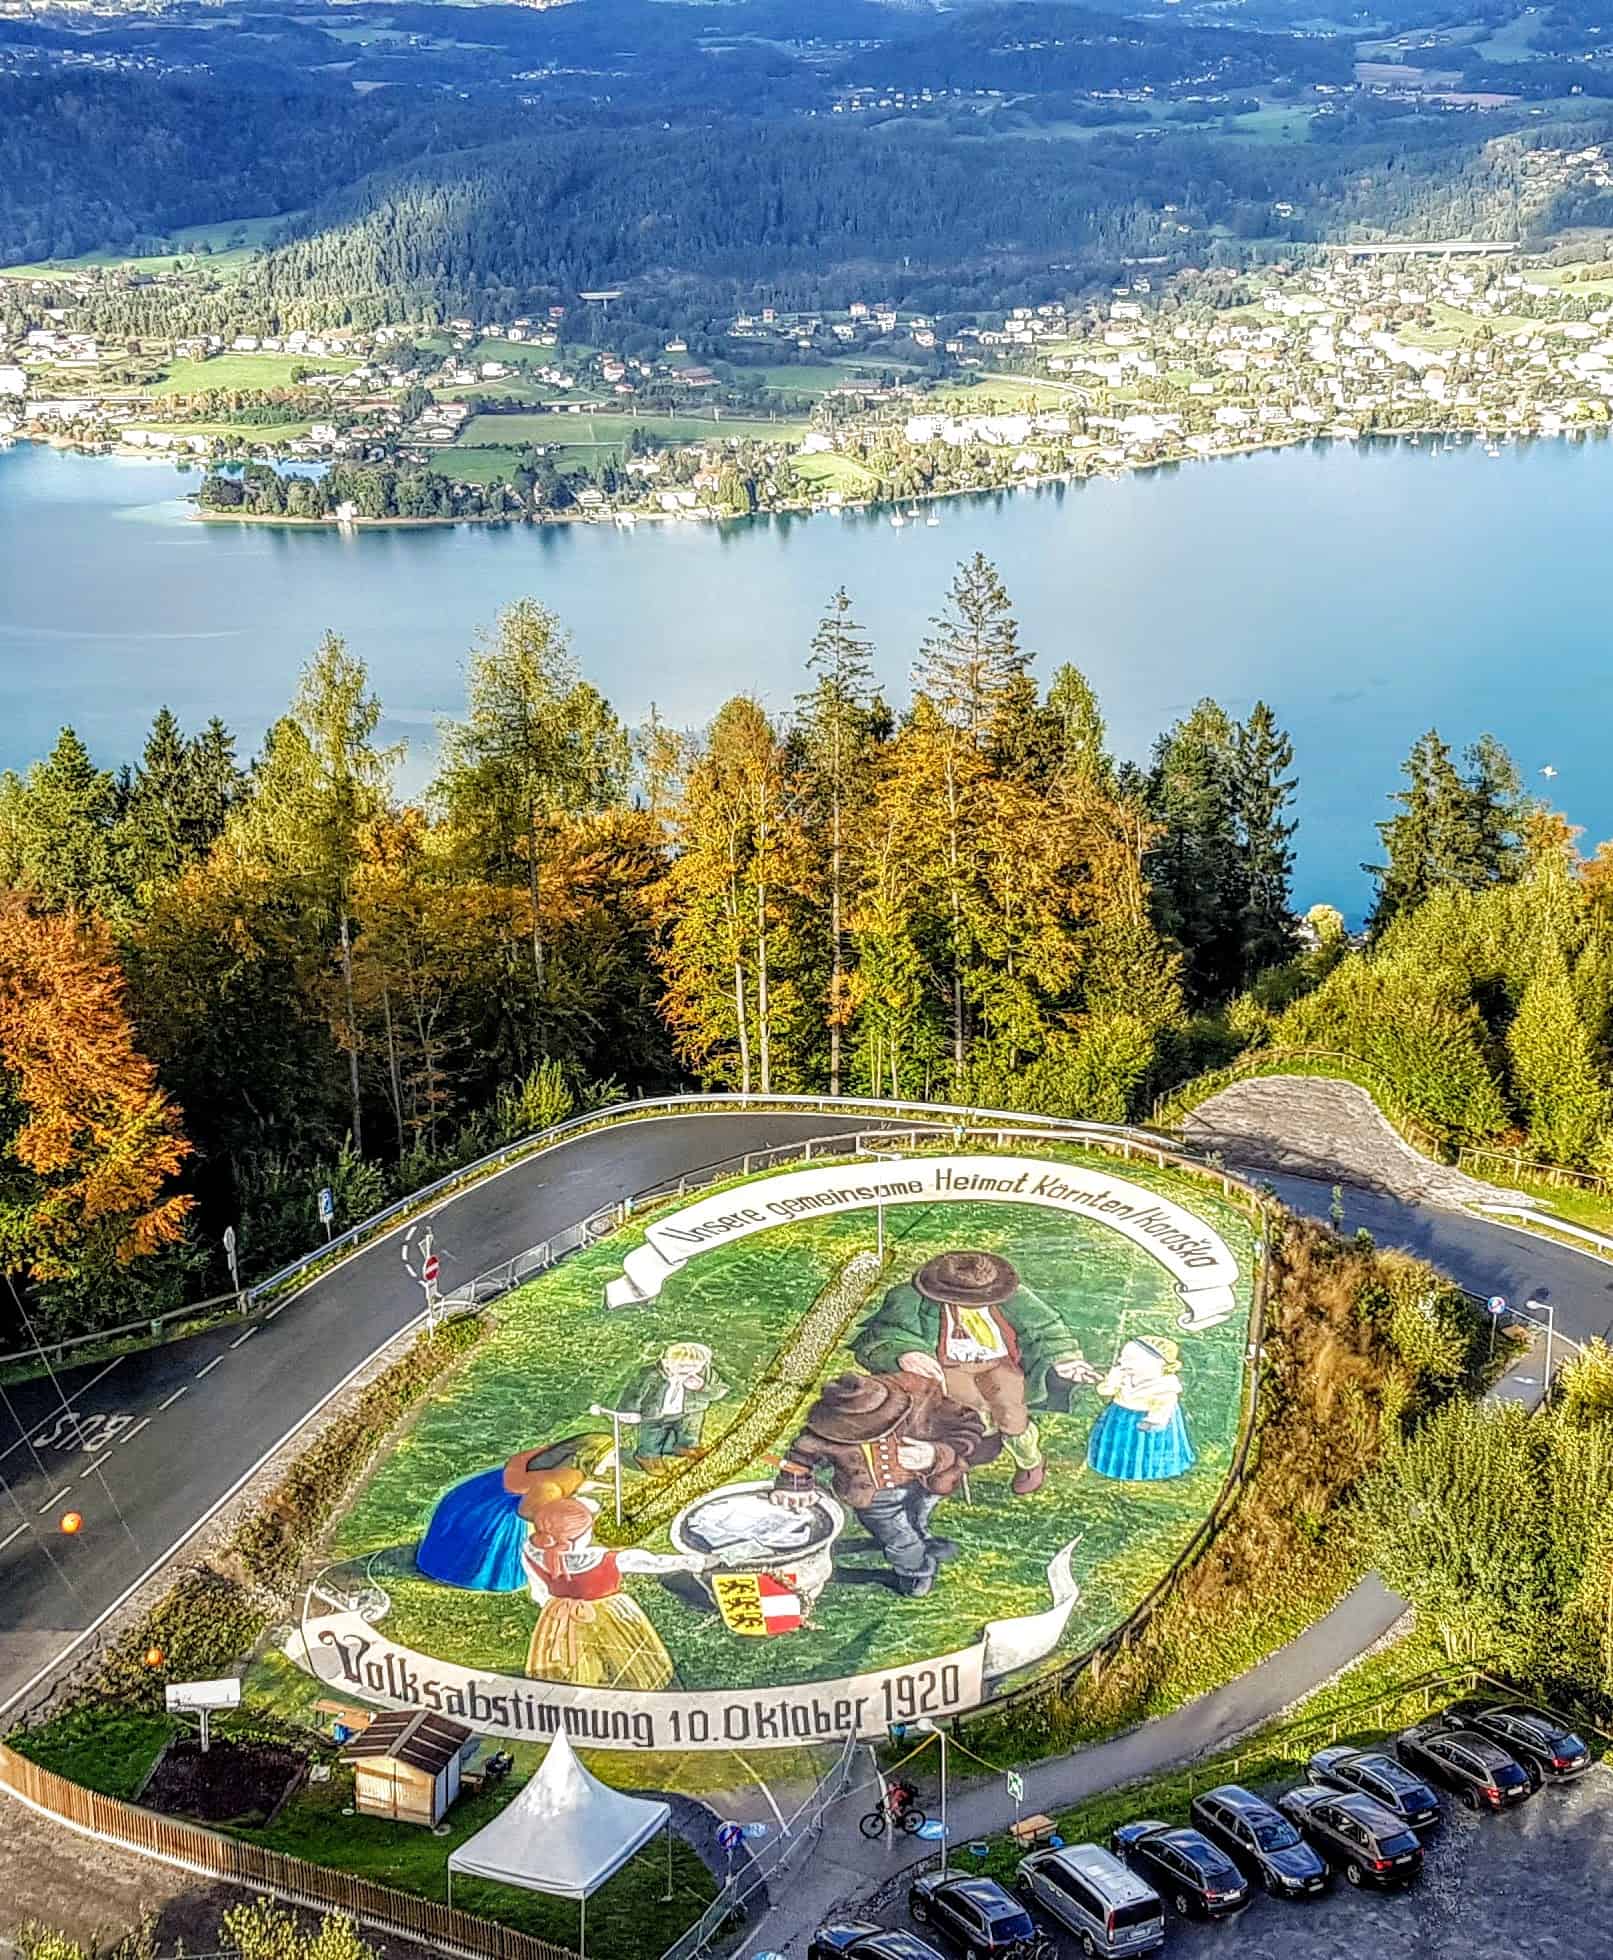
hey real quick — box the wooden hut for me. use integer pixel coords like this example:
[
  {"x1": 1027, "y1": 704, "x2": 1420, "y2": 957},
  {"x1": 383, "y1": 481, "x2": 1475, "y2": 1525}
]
[{"x1": 340, "y1": 1709, "x2": 471, "y2": 1826}]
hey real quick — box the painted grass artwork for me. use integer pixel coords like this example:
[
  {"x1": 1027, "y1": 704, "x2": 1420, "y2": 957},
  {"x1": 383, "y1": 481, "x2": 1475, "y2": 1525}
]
[{"x1": 331, "y1": 1152, "x2": 1256, "y2": 1705}]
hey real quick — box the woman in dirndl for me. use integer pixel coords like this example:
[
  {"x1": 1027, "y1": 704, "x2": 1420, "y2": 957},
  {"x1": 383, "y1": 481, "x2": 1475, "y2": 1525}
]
[
  {"x1": 1085, "y1": 1337, "x2": 1196, "y2": 1481},
  {"x1": 522, "y1": 1497, "x2": 713, "y2": 1689}
]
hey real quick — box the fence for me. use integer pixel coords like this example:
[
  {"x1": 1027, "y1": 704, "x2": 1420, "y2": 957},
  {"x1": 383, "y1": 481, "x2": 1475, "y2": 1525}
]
[
  {"x1": 0, "y1": 1743, "x2": 575, "y2": 1960},
  {"x1": 0, "y1": 1093, "x2": 1214, "y2": 1369},
  {"x1": 659, "y1": 1737, "x2": 865, "y2": 1960}
]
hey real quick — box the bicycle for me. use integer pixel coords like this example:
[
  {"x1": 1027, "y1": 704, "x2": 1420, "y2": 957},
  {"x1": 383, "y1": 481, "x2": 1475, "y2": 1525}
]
[
  {"x1": 1004, "y1": 1938, "x2": 1058, "y2": 1960},
  {"x1": 859, "y1": 1797, "x2": 928, "y2": 1839}
]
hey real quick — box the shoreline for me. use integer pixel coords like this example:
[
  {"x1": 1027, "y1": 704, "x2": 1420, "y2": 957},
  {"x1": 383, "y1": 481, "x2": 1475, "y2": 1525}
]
[{"x1": 9, "y1": 416, "x2": 1606, "y2": 538}]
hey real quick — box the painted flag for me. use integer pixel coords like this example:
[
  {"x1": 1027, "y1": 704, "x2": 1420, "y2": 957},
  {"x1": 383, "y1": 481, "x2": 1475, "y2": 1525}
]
[{"x1": 712, "y1": 1571, "x2": 804, "y2": 1636}]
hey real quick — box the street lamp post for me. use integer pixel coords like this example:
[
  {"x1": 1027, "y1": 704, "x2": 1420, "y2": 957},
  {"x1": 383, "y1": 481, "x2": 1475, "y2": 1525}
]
[
  {"x1": 1527, "y1": 1296, "x2": 1557, "y2": 1401},
  {"x1": 914, "y1": 1717, "x2": 949, "y2": 1874}
]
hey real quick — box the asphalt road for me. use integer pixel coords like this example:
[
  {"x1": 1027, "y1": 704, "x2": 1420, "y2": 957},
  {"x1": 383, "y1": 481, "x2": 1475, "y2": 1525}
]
[
  {"x1": 0, "y1": 1110, "x2": 879, "y2": 1714},
  {"x1": 1, "y1": 1112, "x2": 1608, "y2": 1730}
]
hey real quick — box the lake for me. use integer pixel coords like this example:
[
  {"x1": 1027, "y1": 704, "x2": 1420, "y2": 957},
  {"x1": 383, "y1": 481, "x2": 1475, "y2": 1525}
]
[{"x1": 1, "y1": 434, "x2": 1606, "y2": 915}]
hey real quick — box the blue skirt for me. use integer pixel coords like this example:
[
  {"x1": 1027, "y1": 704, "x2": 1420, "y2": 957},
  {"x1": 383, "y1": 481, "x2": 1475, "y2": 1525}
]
[
  {"x1": 416, "y1": 1467, "x2": 530, "y2": 1592},
  {"x1": 1086, "y1": 1403, "x2": 1195, "y2": 1482}
]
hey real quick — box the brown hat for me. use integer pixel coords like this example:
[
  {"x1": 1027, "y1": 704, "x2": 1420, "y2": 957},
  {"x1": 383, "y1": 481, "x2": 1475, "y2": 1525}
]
[
  {"x1": 914, "y1": 1250, "x2": 1020, "y2": 1308},
  {"x1": 806, "y1": 1371, "x2": 916, "y2": 1444}
]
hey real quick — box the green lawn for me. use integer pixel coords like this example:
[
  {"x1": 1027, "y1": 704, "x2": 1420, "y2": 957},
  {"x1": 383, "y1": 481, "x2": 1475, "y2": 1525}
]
[
  {"x1": 0, "y1": 214, "x2": 291, "y2": 281},
  {"x1": 791, "y1": 450, "x2": 878, "y2": 493},
  {"x1": 7, "y1": 1706, "x2": 178, "y2": 1801},
  {"x1": 457, "y1": 411, "x2": 808, "y2": 450},
  {"x1": 240, "y1": 1766, "x2": 716, "y2": 1957},
  {"x1": 330, "y1": 1152, "x2": 1255, "y2": 1699},
  {"x1": 935, "y1": 377, "x2": 1080, "y2": 412},
  {"x1": 149, "y1": 352, "x2": 363, "y2": 395}
]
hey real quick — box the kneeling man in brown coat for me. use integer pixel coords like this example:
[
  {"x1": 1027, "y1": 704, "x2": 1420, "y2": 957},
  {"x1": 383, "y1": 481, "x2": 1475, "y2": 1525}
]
[{"x1": 771, "y1": 1371, "x2": 986, "y2": 1597}]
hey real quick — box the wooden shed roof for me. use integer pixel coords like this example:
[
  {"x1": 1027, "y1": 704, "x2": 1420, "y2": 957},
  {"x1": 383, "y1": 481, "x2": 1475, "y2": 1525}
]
[{"x1": 340, "y1": 1709, "x2": 471, "y2": 1775}]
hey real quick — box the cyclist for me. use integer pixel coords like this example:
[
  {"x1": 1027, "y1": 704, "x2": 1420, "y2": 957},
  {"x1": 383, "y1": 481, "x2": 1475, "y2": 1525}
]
[{"x1": 885, "y1": 1777, "x2": 919, "y2": 1824}]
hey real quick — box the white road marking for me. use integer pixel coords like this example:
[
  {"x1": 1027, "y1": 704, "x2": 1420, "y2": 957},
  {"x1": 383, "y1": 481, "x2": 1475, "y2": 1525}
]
[
  {"x1": 116, "y1": 1418, "x2": 151, "y2": 1448},
  {"x1": 229, "y1": 1327, "x2": 258, "y2": 1350},
  {"x1": 264, "y1": 1301, "x2": 289, "y2": 1322},
  {"x1": 0, "y1": 1525, "x2": 26, "y2": 1552},
  {"x1": 35, "y1": 1488, "x2": 70, "y2": 1515},
  {"x1": 157, "y1": 1388, "x2": 188, "y2": 1412},
  {"x1": 194, "y1": 1356, "x2": 224, "y2": 1380},
  {"x1": 78, "y1": 1454, "x2": 111, "y2": 1482}
]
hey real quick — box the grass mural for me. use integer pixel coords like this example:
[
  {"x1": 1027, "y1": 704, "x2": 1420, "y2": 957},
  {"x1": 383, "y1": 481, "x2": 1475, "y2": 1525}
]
[{"x1": 327, "y1": 1151, "x2": 1256, "y2": 1704}]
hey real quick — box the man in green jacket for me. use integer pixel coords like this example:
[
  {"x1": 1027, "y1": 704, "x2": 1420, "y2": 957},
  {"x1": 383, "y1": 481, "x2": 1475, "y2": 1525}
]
[
  {"x1": 854, "y1": 1251, "x2": 1096, "y2": 1496},
  {"x1": 612, "y1": 1341, "x2": 730, "y2": 1466}
]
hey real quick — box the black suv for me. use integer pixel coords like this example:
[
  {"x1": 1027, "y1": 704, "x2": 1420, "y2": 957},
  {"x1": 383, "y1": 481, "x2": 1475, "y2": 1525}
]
[
  {"x1": 1276, "y1": 1786, "x2": 1424, "y2": 1889},
  {"x1": 1189, "y1": 1784, "x2": 1331, "y2": 1897},
  {"x1": 1108, "y1": 1822, "x2": 1250, "y2": 1918},
  {"x1": 908, "y1": 1875, "x2": 1048, "y2": 1958},
  {"x1": 1438, "y1": 1701, "x2": 1591, "y2": 1786},
  {"x1": 1306, "y1": 1747, "x2": 1442, "y2": 1829},
  {"x1": 809, "y1": 1927, "x2": 946, "y2": 1960},
  {"x1": 1397, "y1": 1721, "x2": 1534, "y2": 1811}
]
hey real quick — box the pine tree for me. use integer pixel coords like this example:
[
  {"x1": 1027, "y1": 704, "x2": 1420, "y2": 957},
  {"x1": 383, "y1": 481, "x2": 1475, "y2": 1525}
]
[
  {"x1": 1508, "y1": 941, "x2": 1607, "y2": 1165},
  {"x1": 913, "y1": 553, "x2": 1031, "y2": 746},
  {"x1": 1367, "y1": 729, "x2": 1522, "y2": 935},
  {"x1": 0, "y1": 727, "x2": 121, "y2": 914},
  {"x1": 795, "y1": 588, "x2": 877, "y2": 1094},
  {"x1": 1045, "y1": 662, "x2": 1111, "y2": 789},
  {"x1": 436, "y1": 600, "x2": 629, "y2": 993},
  {"x1": 1146, "y1": 700, "x2": 1244, "y2": 1004},
  {"x1": 1233, "y1": 701, "x2": 1299, "y2": 982},
  {"x1": 233, "y1": 635, "x2": 398, "y2": 1153}
]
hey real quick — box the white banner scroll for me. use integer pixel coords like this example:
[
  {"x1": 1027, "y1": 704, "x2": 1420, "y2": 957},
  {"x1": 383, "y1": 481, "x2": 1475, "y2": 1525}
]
[{"x1": 607, "y1": 1154, "x2": 1241, "y2": 1330}]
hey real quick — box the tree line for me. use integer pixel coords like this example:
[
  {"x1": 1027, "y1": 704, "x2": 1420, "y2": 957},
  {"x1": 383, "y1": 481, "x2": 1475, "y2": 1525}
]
[
  {"x1": 0, "y1": 557, "x2": 1299, "y2": 1342},
  {"x1": 5, "y1": 553, "x2": 1610, "y2": 1348}
]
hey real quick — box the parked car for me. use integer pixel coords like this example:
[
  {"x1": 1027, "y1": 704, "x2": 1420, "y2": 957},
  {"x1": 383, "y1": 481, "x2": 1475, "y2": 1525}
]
[
  {"x1": 1016, "y1": 1842, "x2": 1166, "y2": 1957},
  {"x1": 1189, "y1": 1783, "x2": 1331, "y2": 1897},
  {"x1": 908, "y1": 1874, "x2": 1051, "y2": 1959},
  {"x1": 1109, "y1": 1820, "x2": 1251, "y2": 1919},
  {"x1": 1306, "y1": 1747, "x2": 1443, "y2": 1829},
  {"x1": 1397, "y1": 1721, "x2": 1535, "y2": 1811},
  {"x1": 808, "y1": 1925, "x2": 946, "y2": 1960},
  {"x1": 1275, "y1": 1785, "x2": 1425, "y2": 1889},
  {"x1": 1437, "y1": 1700, "x2": 1592, "y2": 1786}
]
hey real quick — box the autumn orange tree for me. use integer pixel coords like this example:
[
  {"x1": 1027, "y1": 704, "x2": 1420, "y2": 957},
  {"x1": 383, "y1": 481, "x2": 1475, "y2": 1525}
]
[{"x1": 0, "y1": 897, "x2": 193, "y2": 1333}]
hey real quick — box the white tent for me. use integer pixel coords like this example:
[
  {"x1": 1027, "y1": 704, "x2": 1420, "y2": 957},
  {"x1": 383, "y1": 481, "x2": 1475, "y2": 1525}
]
[{"x1": 447, "y1": 1730, "x2": 672, "y2": 1955}]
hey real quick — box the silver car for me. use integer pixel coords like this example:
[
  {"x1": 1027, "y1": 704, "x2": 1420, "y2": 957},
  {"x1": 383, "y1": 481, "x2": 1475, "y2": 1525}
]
[{"x1": 1016, "y1": 1843, "x2": 1165, "y2": 1957}]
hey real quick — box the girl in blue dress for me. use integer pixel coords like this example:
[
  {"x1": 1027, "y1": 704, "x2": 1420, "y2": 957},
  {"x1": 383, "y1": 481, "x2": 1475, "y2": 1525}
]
[
  {"x1": 416, "y1": 1434, "x2": 613, "y2": 1592},
  {"x1": 1086, "y1": 1338, "x2": 1195, "y2": 1482}
]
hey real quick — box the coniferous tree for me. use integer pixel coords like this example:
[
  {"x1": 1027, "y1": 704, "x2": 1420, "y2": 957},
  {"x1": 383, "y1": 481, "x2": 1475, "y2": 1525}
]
[
  {"x1": 795, "y1": 589, "x2": 877, "y2": 1095},
  {"x1": 233, "y1": 636, "x2": 398, "y2": 1153},
  {"x1": 0, "y1": 727, "x2": 121, "y2": 915},
  {"x1": 913, "y1": 554, "x2": 1031, "y2": 747},
  {"x1": 1507, "y1": 941, "x2": 1607, "y2": 1165},
  {"x1": 1233, "y1": 701, "x2": 1299, "y2": 982},
  {"x1": 1146, "y1": 700, "x2": 1244, "y2": 1004},
  {"x1": 1046, "y1": 663, "x2": 1112, "y2": 790},
  {"x1": 1366, "y1": 729, "x2": 1522, "y2": 935}
]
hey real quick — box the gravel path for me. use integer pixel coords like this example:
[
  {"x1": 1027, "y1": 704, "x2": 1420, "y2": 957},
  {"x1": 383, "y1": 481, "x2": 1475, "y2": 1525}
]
[{"x1": 1183, "y1": 1078, "x2": 1525, "y2": 1210}]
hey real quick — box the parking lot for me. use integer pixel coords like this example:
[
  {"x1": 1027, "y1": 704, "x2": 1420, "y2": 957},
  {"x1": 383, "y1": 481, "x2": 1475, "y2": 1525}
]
[{"x1": 864, "y1": 1764, "x2": 1613, "y2": 1960}]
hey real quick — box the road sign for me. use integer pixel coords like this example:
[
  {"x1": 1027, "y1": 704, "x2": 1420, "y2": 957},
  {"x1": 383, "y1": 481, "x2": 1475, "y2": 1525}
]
[
  {"x1": 318, "y1": 1186, "x2": 335, "y2": 1239},
  {"x1": 716, "y1": 1822, "x2": 744, "y2": 1853},
  {"x1": 422, "y1": 1253, "x2": 441, "y2": 1287},
  {"x1": 1488, "y1": 1295, "x2": 1507, "y2": 1316},
  {"x1": 1005, "y1": 1770, "x2": 1025, "y2": 1804}
]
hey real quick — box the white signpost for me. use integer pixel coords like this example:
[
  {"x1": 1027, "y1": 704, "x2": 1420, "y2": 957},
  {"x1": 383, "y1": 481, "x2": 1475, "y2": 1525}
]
[{"x1": 165, "y1": 1675, "x2": 241, "y2": 1753}]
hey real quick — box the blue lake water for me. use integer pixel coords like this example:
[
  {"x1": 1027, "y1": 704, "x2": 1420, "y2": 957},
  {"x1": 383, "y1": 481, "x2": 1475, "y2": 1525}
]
[{"x1": 1, "y1": 434, "x2": 1606, "y2": 915}]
